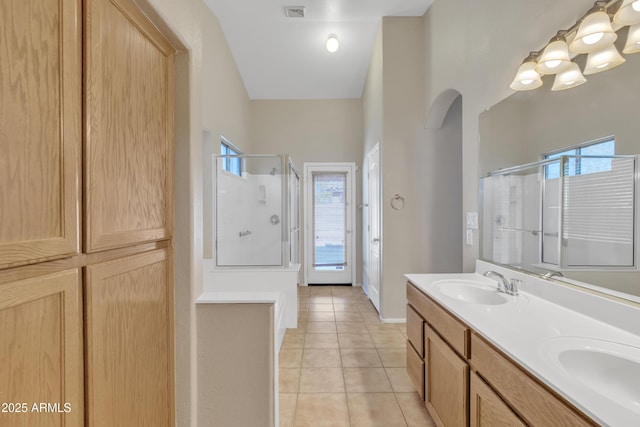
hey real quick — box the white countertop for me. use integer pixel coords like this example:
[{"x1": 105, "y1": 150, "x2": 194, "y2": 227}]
[
  {"x1": 405, "y1": 266, "x2": 640, "y2": 427},
  {"x1": 196, "y1": 291, "x2": 281, "y2": 304}
]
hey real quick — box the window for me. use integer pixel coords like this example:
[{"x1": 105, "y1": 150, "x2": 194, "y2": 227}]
[
  {"x1": 544, "y1": 138, "x2": 614, "y2": 179},
  {"x1": 220, "y1": 140, "x2": 242, "y2": 176}
]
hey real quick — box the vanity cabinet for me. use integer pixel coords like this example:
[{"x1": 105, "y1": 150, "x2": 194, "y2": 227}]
[
  {"x1": 407, "y1": 283, "x2": 470, "y2": 427},
  {"x1": 406, "y1": 282, "x2": 597, "y2": 427}
]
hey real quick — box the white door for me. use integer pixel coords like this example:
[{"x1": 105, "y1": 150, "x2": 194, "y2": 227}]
[
  {"x1": 304, "y1": 163, "x2": 356, "y2": 284},
  {"x1": 367, "y1": 144, "x2": 381, "y2": 311}
]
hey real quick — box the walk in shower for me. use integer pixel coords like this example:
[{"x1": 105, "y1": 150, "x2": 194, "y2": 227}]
[{"x1": 214, "y1": 154, "x2": 300, "y2": 268}]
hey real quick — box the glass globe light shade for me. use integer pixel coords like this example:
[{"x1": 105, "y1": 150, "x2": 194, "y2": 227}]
[
  {"x1": 552, "y1": 62, "x2": 587, "y2": 91},
  {"x1": 570, "y1": 9, "x2": 617, "y2": 54},
  {"x1": 614, "y1": 0, "x2": 640, "y2": 26},
  {"x1": 584, "y1": 44, "x2": 626, "y2": 74}
]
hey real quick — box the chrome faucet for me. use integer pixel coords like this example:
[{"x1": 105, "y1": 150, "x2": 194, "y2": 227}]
[{"x1": 483, "y1": 271, "x2": 519, "y2": 296}]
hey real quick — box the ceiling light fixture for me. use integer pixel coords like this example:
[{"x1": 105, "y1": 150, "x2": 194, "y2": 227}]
[
  {"x1": 511, "y1": 0, "x2": 639, "y2": 92},
  {"x1": 623, "y1": 23, "x2": 640, "y2": 53},
  {"x1": 613, "y1": 0, "x2": 640, "y2": 25},
  {"x1": 583, "y1": 44, "x2": 626, "y2": 74},
  {"x1": 535, "y1": 33, "x2": 572, "y2": 74},
  {"x1": 510, "y1": 52, "x2": 543, "y2": 90},
  {"x1": 326, "y1": 34, "x2": 339, "y2": 53},
  {"x1": 552, "y1": 62, "x2": 587, "y2": 91},
  {"x1": 570, "y1": 3, "x2": 617, "y2": 53}
]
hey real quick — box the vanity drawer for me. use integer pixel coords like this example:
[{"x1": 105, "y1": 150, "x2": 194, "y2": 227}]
[
  {"x1": 470, "y1": 333, "x2": 596, "y2": 427},
  {"x1": 470, "y1": 371, "x2": 526, "y2": 427},
  {"x1": 406, "y1": 341, "x2": 425, "y2": 400},
  {"x1": 407, "y1": 282, "x2": 469, "y2": 358},
  {"x1": 406, "y1": 304, "x2": 424, "y2": 357}
]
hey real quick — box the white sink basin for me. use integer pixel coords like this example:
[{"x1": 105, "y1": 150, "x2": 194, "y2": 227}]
[
  {"x1": 541, "y1": 337, "x2": 640, "y2": 417},
  {"x1": 432, "y1": 279, "x2": 509, "y2": 305}
]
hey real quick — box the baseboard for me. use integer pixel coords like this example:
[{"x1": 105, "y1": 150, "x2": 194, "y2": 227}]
[{"x1": 380, "y1": 317, "x2": 406, "y2": 324}]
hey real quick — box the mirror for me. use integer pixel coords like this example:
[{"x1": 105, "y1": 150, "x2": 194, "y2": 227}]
[{"x1": 479, "y1": 36, "x2": 640, "y2": 303}]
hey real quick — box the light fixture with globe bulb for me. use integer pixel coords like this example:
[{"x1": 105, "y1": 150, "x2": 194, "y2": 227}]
[{"x1": 326, "y1": 35, "x2": 339, "y2": 53}]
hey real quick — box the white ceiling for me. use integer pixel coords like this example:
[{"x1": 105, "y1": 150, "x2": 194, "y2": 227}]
[{"x1": 204, "y1": 0, "x2": 433, "y2": 100}]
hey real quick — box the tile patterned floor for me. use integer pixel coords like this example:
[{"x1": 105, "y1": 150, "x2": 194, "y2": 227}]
[{"x1": 279, "y1": 285, "x2": 436, "y2": 427}]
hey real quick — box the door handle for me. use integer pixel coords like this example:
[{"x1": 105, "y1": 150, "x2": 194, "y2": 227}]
[{"x1": 372, "y1": 238, "x2": 380, "y2": 243}]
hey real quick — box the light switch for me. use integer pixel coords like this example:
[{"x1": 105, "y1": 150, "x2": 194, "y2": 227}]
[
  {"x1": 466, "y1": 229, "x2": 473, "y2": 246},
  {"x1": 466, "y1": 212, "x2": 478, "y2": 230}
]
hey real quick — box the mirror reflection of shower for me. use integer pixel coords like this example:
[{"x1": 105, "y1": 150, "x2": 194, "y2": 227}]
[{"x1": 215, "y1": 154, "x2": 300, "y2": 267}]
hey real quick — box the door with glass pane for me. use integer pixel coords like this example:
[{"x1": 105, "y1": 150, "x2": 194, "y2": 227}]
[{"x1": 304, "y1": 164, "x2": 356, "y2": 284}]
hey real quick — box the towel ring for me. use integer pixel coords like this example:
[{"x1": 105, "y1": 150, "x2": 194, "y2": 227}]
[{"x1": 390, "y1": 194, "x2": 405, "y2": 210}]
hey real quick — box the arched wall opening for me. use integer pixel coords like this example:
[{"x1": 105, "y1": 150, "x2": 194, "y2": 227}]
[{"x1": 420, "y1": 91, "x2": 464, "y2": 272}]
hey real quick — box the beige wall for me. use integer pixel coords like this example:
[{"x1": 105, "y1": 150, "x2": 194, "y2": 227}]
[
  {"x1": 364, "y1": 17, "x2": 464, "y2": 320},
  {"x1": 201, "y1": 6, "x2": 252, "y2": 259},
  {"x1": 380, "y1": 17, "x2": 429, "y2": 319},
  {"x1": 197, "y1": 303, "x2": 274, "y2": 427},
  {"x1": 251, "y1": 99, "x2": 364, "y2": 283}
]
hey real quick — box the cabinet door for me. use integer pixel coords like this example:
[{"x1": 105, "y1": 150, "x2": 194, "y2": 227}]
[
  {"x1": 84, "y1": 0, "x2": 175, "y2": 252},
  {"x1": 84, "y1": 248, "x2": 174, "y2": 426},
  {"x1": 0, "y1": 269, "x2": 83, "y2": 427},
  {"x1": 0, "y1": 0, "x2": 81, "y2": 268},
  {"x1": 470, "y1": 372, "x2": 526, "y2": 427},
  {"x1": 407, "y1": 341, "x2": 425, "y2": 400},
  {"x1": 425, "y1": 324, "x2": 469, "y2": 427}
]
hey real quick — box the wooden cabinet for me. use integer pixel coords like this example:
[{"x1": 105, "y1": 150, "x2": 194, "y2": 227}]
[
  {"x1": 470, "y1": 372, "x2": 526, "y2": 427},
  {"x1": 407, "y1": 341, "x2": 425, "y2": 400},
  {"x1": 470, "y1": 334, "x2": 595, "y2": 427},
  {"x1": 84, "y1": 0, "x2": 175, "y2": 253},
  {"x1": 85, "y1": 248, "x2": 174, "y2": 426},
  {"x1": 0, "y1": 0, "x2": 81, "y2": 269},
  {"x1": 407, "y1": 282, "x2": 469, "y2": 358},
  {"x1": 425, "y1": 324, "x2": 469, "y2": 427},
  {"x1": 407, "y1": 304, "x2": 424, "y2": 357},
  {"x1": 1, "y1": 0, "x2": 176, "y2": 425},
  {"x1": 0, "y1": 269, "x2": 84, "y2": 427},
  {"x1": 407, "y1": 282, "x2": 470, "y2": 427},
  {"x1": 406, "y1": 282, "x2": 598, "y2": 427}
]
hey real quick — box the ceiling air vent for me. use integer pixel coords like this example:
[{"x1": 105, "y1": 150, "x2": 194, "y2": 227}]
[{"x1": 284, "y1": 6, "x2": 305, "y2": 18}]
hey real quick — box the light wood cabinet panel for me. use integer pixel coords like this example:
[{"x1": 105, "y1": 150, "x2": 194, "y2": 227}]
[
  {"x1": 84, "y1": 248, "x2": 174, "y2": 426},
  {"x1": 407, "y1": 283, "x2": 469, "y2": 358},
  {"x1": 84, "y1": 0, "x2": 175, "y2": 252},
  {"x1": 425, "y1": 324, "x2": 469, "y2": 427},
  {"x1": 407, "y1": 341, "x2": 425, "y2": 400},
  {"x1": 0, "y1": 0, "x2": 81, "y2": 268},
  {"x1": 471, "y1": 333, "x2": 595, "y2": 427},
  {"x1": 407, "y1": 303, "x2": 424, "y2": 357},
  {"x1": 470, "y1": 372, "x2": 526, "y2": 427},
  {"x1": 0, "y1": 269, "x2": 83, "y2": 427}
]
